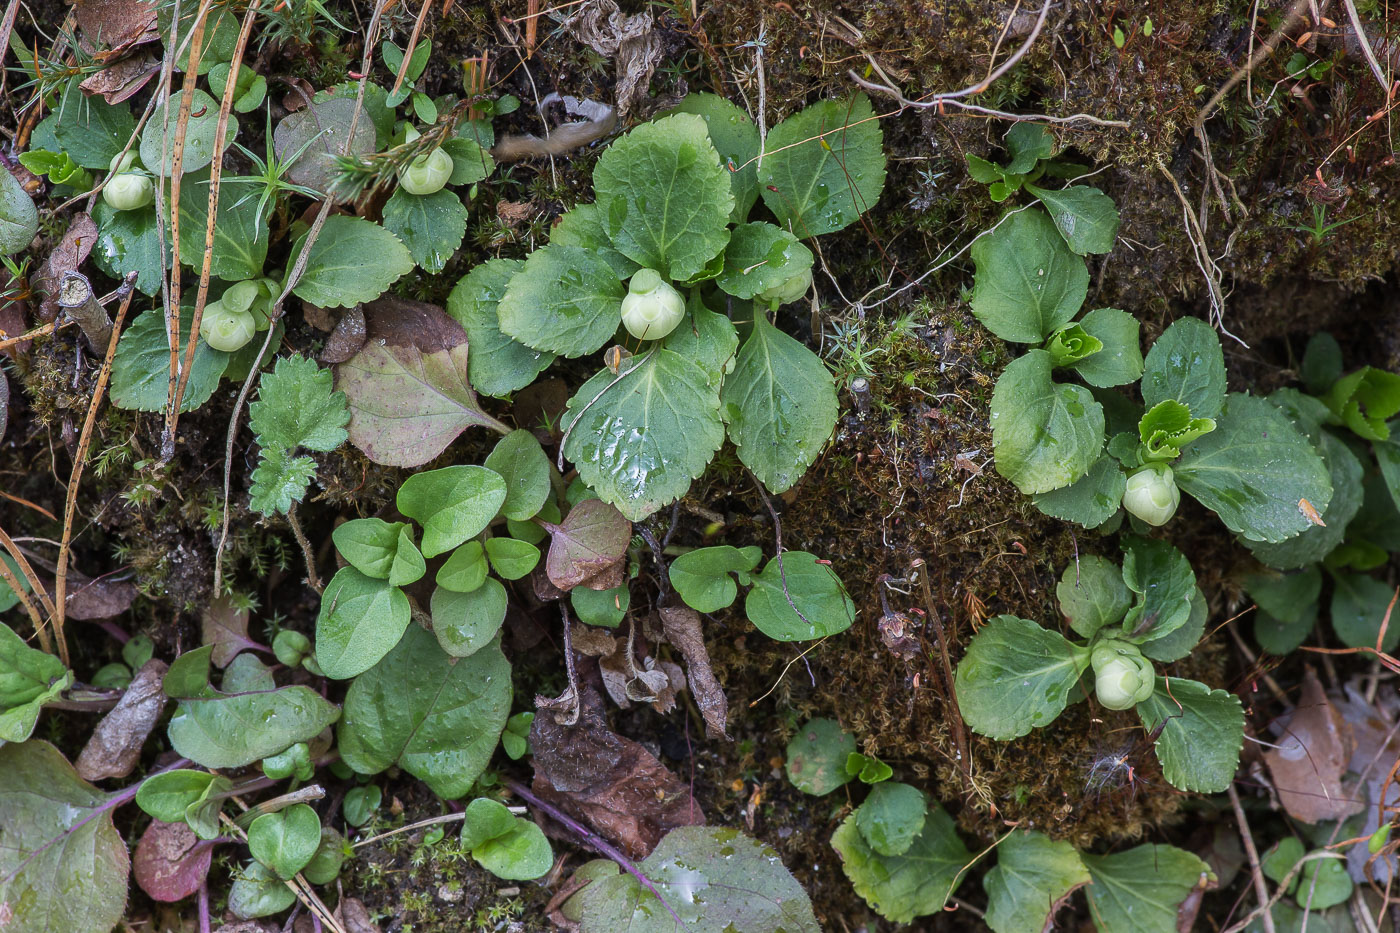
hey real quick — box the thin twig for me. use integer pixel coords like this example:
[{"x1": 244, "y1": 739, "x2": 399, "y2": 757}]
[
  {"x1": 912, "y1": 558, "x2": 973, "y2": 797},
  {"x1": 1228, "y1": 783, "x2": 1278, "y2": 933},
  {"x1": 1343, "y1": 0, "x2": 1393, "y2": 99},
  {"x1": 286, "y1": 504, "x2": 323, "y2": 593}
]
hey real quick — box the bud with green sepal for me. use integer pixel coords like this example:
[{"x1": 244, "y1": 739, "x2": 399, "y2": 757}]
[
  {"x1": 620, "y1": 268, "x2": 685, "y2": 340},
  {"x1": 758, "y1": 266, "x2": 812, "y2": 307},
  {"x1": 1122, "y1": 462, "x2": 1180, "y2": 527},
  {"x1": 398, "y1": 126, "x2": 453, "y2": 195},
  {"x1": 1090, "y1": 640, "x2": 1156, "y2": 710},
  {"x1": 200, "y1": 298, "x2": 257, "y2": 351},
  {"x1": 103, "y1": 151, "x2": 154, "y2": 211}
]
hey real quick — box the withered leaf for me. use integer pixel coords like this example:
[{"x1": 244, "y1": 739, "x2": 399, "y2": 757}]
[
  {"x1": 74, "y1": 0, "x2": 159, "y2": 54},
  {"x1": 659, "y1": 606, "x2": 728, "y2": 739},
  {"x1": 542, "y1": 499, "x2": 631, "y2": 592},
  {"x1": 1263, "y1": 667, "x2": 1363, "y2": 824},
  {"x1": 318, "y1": 306, "x2": 367, "y2": 364},
  {"x1": 63, "y1": 574, "x2": 136, "y2": 620},
  {"x1": 77, "y1": 658, "x2": 168, "y2": 781},
  {"x1": 35, "y1": 213, "x2": 99, "y2": 321},
  {"x1": 79, "y1": 55, "x2": 159, "y2": 103},
  {"x1": 201, "y1": 595, "x2": 256, "y2": 668},
  {"x1": 133, "y1": 818, "x2": 214, "y2": 902}
]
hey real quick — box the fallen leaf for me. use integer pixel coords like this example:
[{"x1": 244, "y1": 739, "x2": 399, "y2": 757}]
[
  {"x1": 659, "y1": 606, "x2": 729, "y2": 739},
  {"x1": 542, "y1": 499, "x2": 631, "y2": 592},
  {"x1": 530, "y1": 686, "x2": 704, "y2": 858},
  {"x1": 571, "y1": 626, "x2": 618, "y2": 657},
  {"x1": 79, "y1": 54, "x2": 160, "y2": 103},
  {"x1": 1263, "y1": 667, "x2": 1363, "y2": 823},
  {"x1": 877, "y1": 609, "x2": 921, "y2": 660},
  {"x1": 561, "y1": 1, "x2": 661, "y2": 117},
  {"x1": 34, "y1": 213, "x2": 99, "y2": 321},
  {"x1": 339, "y1": 897, "x2": 380, "y2": 933},
  {"x1": 201, "y1": 595, "x2": 256, "y2": 668},
  {"x1": 274, "y1": 95, "x2": 376, "y2": 198},
  {"x1": 63, "y1": 573, "x2": 136, "y2": 620},
  {"x1": 132, "y1": 818, "x2": 214, "y2": 902},
  {"x1": 77, "y1": 658, "x2": 169, "y2": 781},
  {"x1": 74, "y1": 0, "x2": 159, "y2": 54},
  {"x1": 318, "y1": 306, "x2": 367, "y2": 364}
]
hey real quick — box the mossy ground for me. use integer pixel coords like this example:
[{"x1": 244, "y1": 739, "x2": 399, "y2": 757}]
[{"x1": 8, "y1": 0, "x2": 1400, "y2": 929}]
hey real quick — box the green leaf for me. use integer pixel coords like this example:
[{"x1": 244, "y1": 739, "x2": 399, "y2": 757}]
[
  {"x1": 1323, "y1": 367, "x2": 1400, "y2": 441},
  {"x1": 970, "y1": 208, "x2": 1089, "y2": 344},
  {"x1": 272, "y1": 96, "x2": 376, "y2": 196},
  {"x1": 1175, "y1": 393, "x2": 1333, "y2": 543},
  {"x1": 714, "y1": 222, "x2": 813, "y2": 300},
  {"x1": 571, "y1": 585, "x2": 629, "y2": 629},
  {"x1": 92, "y1": 201, "x2": 170, "y2": 296},
  {"x1": 1032, "y1": 456, "x2": 1126, "y2": 529},
  {"x1": 1138, "y1": 399, "x2": 1216, "y2": 460},
  {"x1": 991, "y1": 350, "x2": 1106, "y2": 495},
  {"x1": 1245, "y1": 431, "x2": 1363, "y2": 569},
  {"x1": 331, "y1": 519, "x2": 425, "y2": 586},
  {"x1": 341, "y1": 786, "x2": 381, "y2": 827},
  {"x1": 248, "y1": 449, "x2": 316, "y2": 516},
  {"x1": 855, "y1": 782, "x2": 926, "y2": 857},
  {"x1": 562, "y1": 350, "x2": 724, "y2": 521},
  {"x1": 430, "y1": 579, "x2": 508, "y2": 657},
  {"x1": 1330, "y1": 571, "x2": 1399, "y2": 651},
  {"x1": 721, "y1": 316, "x2": 837, "y2": 493},
  {"x1": 485, "y1": 537, "x2": 540, "y2": 580},
  {"x1": 1140, "y1": 586, "x2": 1207, "y2": 663},
  {"x1": 745, "y1": 551, "x2": 854, "y2": 641},
  {"x1": 758, "y1": 94, "x2": 886, "y2": 238},
  {"x1": 1135, "y1": 677, "x2": 1244, "y2": 793},
  {"x1": 1120, "y1": 536, "x2": 1196, "y2": 644},
  {"x1": 442, "y1": 137, "x2": 495, "y2": 186},
  {"x1": 1082, "y1": 844, "x2": 1212, "y2": 933},
  {"x1": 177, "y1": 171, "x2": 267, "y2": 280},
  {"x1": 1254, "y1": 606, "x2": 1317, "y2": 656},
  {"x1": 135, "y1": 769, "x2": 227, "y2": 833},
  {"x1": 0, "y1": 741, "x2": 130, "y2": 933},
  {"x1": 665, "y1": 92, "x2": 761, "y2": 221},
  {"x1": 1377, "y1": 428, "x2": 1400, "y2": 514},
  {"x1": 397, "y1": 465, "x2": 509, "y2": 558},
  {"x1": 337, "y1": 624, "x2": 512, "y2": 799},
  {"x1": 472, "y1": 818, "x2": 553, "y2": 881},
  {"x1": 0, "y1": 163, "x2": 38, "y2": 255},
  {"x1": 141, "y1": 89, "x2": 238, "y2": 175},
  {"x1": 1025, "y1": 184, "x2": 1121, "y2": 254},
  {"x1": 168, "y1": 684, "x2": 339, "y2": 769},
  {"x1": 446, "y1": 258, "x2": 554, "y2": 397},
  {"x1": 51, "y1": 80, "x2": 137, "y2": 168},
  {"x1": 1003, "y1": 123, "x2": 1055, "y2": 174},
  {"x1": 785, "y1": 717, "x2": 856, "y2": 795},
  {"x1": 1299, "y1": 855, "x2": 1353, "y2": 909},
  {"x1": 436, "y1": 541, "x2": 488, "y2": 593},
  {"x1": 594, "y1": 113, "x2": 733, "y2": 280},
  {"x1": 248, "y1": 804, "x2": 320, "y2": 880},
  {"x1": 1302, "y1": 332, "x2": 1343, "y2": 395},
  {"x1": 111, "y1": 306, "x2": 229, "y2": 412},
  {"x1": 984, "y1": 830, "x2": 1091, "y2": 933},
  {"x1": 830, "y1": 805, "x2": 971, "y2": 924},
  {"x1": 496, "y1": 244, "x2": 625, "y2": 357},
  {"x1": 1056, "y1": 555, "x2": 1131, "y2": 639},
  {"x1": 0, "y1": 621, "x2": 73, "y2": 742},
  {"x1": 228, "y1": 860, "x2": 296, "y2": 919},
  {"x1": 459, "y1": 797, "x2": 515, "y2": 849},
  {"x1": 551, "y1": 202, "x2": 639, "y2": 278},
  {"x1": 289, "y1": 215, "x2": 412, "y2": 308},
  {"x1": 483, "y1": 429, "x2": 551, "y2": 522},
  {"x1": 1045, "y1": 323, "x2": 1103, "y2": 368},
  {"x1": 670, "y1": 545, "x2": 763, "y2": 613},
  {"x1": 314, "y1": 567, "x2": 412, "y2": 679},
  {"x1": 662, "y1": 298, "x2": 739, "y2": 387},
  {"x1": 954, "y1": 615, "x2": 1090, "y2": 740},
  {"x1": 250, "y1": 354, "x2": 349, "y2": 452},
  {"x1": 222, "y1": 653, "x2": 276, "y2": 693},
  {"x1": 381, "y1": 187, "x2": 468, "y2": 274},
  {"x1": 302, "y1": 827, "x2": 349, "y2": 885},
  {"x1": 1141, "y1": 317, "x2": 1226, "y2": 421}
]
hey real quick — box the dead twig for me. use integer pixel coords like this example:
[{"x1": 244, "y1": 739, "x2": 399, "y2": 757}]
[{"x1": 1228, "y1": 783, "x2": 1278, "y2": 933}]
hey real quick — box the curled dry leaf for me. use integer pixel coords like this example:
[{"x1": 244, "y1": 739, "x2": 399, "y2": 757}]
[
  {"x1": 659, "y1": 606, "x2": 729, "y2": 738},
  {"x1": 530, "y1": 686, "x2": 704, "y2": 858},
  {"x1": 318, "y1": 306, "x2": 367, "y2": 364},
  {"x1": 542, "y1": 499, "x2": 631, "y2": 591},
  {"x1": 79, "y1": 54, "x2": 160, "y2": 104},
  {"x1": 338, "y1": 897, "x2": 381, "y2": 933},
  {"x1": 34, "y1": 212, "x2": 99, "y2": 321},
  {"x1": 76, "y1": 658, "x2": 169, "y2": 781},
  {"x1": 133, "y1": 818, "x2": 214, "y2": 902},
  {"x1": 202, "y1": 595, "x2": 256, "y2": 668},
  {"x1": 561, "y1": 1, "x2": 661, "y2": 117},
  {"x1": 1263, "y1": 667, "x2": 1363, "y2": 824},
  {"x1": 73, "y1": 0, "x2": 159, "y2": 54}
]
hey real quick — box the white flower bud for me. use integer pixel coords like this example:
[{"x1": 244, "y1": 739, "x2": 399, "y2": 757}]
[
  {"x1": 103, "y1": 172, "x2": 153, "y2": 211},
  {"x1": 398, "y1": 147, "x2": 453, "y2": 195},
  {"x1": 620, "y1": 269, "x2": 685, "y2": 340},
  {"x1": 109, "y1": 151, "x2": 138, "y2": 174},
  {"x1": 759, "y1": 266, "x2": 812, "y2": 306},
  {"x1": 200, "y1": 299, "x2": 257, "y2": 352},
  {"x1": 1122, "y1": 464, "x2": 1180, "y2": 527},
  {"x1": 1091, "y1": 642, "x2": 1155, "y2": 710}
]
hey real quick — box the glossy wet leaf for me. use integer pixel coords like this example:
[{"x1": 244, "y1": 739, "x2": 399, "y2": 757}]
[
  {"x1": 594, "y1": 113, "x2": 734, "y2": 281},
  {"x1": 562, "y1": 350, "x2": 724, "y2": 521},
  {"x1": 177, "y1": 170, "x2": 267, "y2": 280},
  {"x1": 0, "y1": 740, "x2": 129, "y2": 933},
  {"x1": 830, "y1": 804, "x2": 971, "y2": 924},
  {"x1": 0, "y1": 163, "x2": 38, "y2": 255},
  {"x1": 1141, "y1": 317, "x2": 1226, "y2": 421},
  {"x1": 111, "y1": 306, "x2": 228, "y2": 412},
  {"x1": 670, "y1": 544, "x2": 763, "y2": 613},
  {"x1": 991, "y1": 350, "x2": 1106, "y2": 495},
  {"x1": 576, "y1": 826, "x2": 819, "y2": 933},
  {"x1": 715, "y1": 222, "x2": 813, "y2": 299},
  {"x1": 1032, "y1": 455, "x2": 1125, "y2": 529},
  {"x1": 483, "y1": 429, "x2": 551, "y2": 521},
  {"x1": 664, "y1": 92, "x2": 760, "y2": 221},
  {"x1": 273, "y1": 96, "x2": 376, "y2": 196},
  {"x1": 746, "y1": 551, "x2": 854, "y2": 641},
  {"x1": 337, "y1": 624, "x2": 512, "y2": 799},
  {"x1": 302, "y1": 827, "x2": 348, "y2": 885},
  {"x1": 1245, "y1": 431, "x2": 1363, "y2": 569},
  {"x1": 51, "y1": 80, "x2": 137, "y2": 168},
  {"x1": 289, "y1": 214, "x2": 412, "y2": 308},
  {"x1": 0, "y1": 620, "x2": 73, "y2": 742},
  {"x1": 314, "y1": 567, "x2": 411, "y2": 679},
  {"x1": 167, "y1": 682, "x2": 339, "y2": 769},
  {"x1": 1119, "y1": 536, "x2": 1196, "y2": 644},
  {"x1": 134, "y1": 769, "x2": 225, "y2": 828},
  {"x1": 954, "y1": 615, "x2": 1090, "y2": 740},
  {"x1": 758, "y1": 94, "x2": 886, "y2": 238},
  {"x1": 446, "y1": 258, "x2": 554, "y2": 397},
  {"x1": 436, "y1": 540, "x2": 488, "y2": 593},
  {"x1": 971, "y1": 208, "x2": 1089, "y2": 344},
  {"x1": 331, "y1": 519, "x2": 424, "y2": 586},
  {"x1": 1082, "y1": 844, "x2": 1212, "y2": 933},
  {"x1": 983, "y1": 830, "x2": 1090, "y2": 933},
  {"x1": 382, "y1": 187, "x2": 468, "y2": 274},
  {"x1": 663, "y1": 299, "x2": 740, "y2": 387},
  {"x1": 141, "y1": 89, "x2": 238, "y2": 175},
  {"x1": 485, "y1": 536, "x2": 540, "y2": 580},
  {"x1": 496, "y1": 244, "x2": 625, "y2": 357},
  {"x1": 430, "y1": 578, "x2": 508, "y2": 657},
  {"x1": 1136, "y1": 677, "x2": 1244, "y2": 793},
  {"x1": 1175, "y1": 393, "x2": 1333, "y2": 543},
  {"x1": 540, "y1": 498, "x2": 632, "y2": 591},
  {"x1": 1056, "y1": 554, "x2": 1131, "y2": 639},
  {"x1": 247, "y1": 803, "x2": 320, "y2": 880},
  {"x1": 551, "y1": 202, "x2": 640, "y2": 278},
  {"x1": 228, "y1": 859, "x2": 295, "y2": 919},
  {"x1": 722, "y1": 315, "x2": 837, "y2": 493},
  {"x1": 1025, "y1": 183, "x2": 1121, "y2": 254},
  {"x1": 398, "y1": 465, "x2": 508, "y2": 558},
  {"x1": 471, "y1": 816, "x2": 553, "y2": 881},
  {"x1": 1140, "y1": 586, "x2": 1207, "y2": 663},
  {"x1": 785, "y1": 717, "x2": 856, "y2": 795},
  {"x1": 855, "y1": 782, "x2": 926, "y2": 857},
  {"x1": 91, "y1": 200, "x2": 169, "y2": 295}
]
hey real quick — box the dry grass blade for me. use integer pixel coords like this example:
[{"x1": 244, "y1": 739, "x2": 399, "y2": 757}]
[
  {"x1": 390, "y1": 0, "x2": 433, "y2": 100},
  {"x1": 0, "y1": 526, "x2": 51, "y2": 651}
]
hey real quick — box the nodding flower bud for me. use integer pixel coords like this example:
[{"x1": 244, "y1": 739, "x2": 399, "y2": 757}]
[
  {"x1": 1122, "y1": 463, "x2": 1181, "y2": 527},
  {"x1": 1091, "y1": 641, "x2": 1156, "y2": 710},
  {"x1": 398, "y1": 147, "x2": 453, "y2": 196},
  {"x1": 759, "y1": 266, "x2": 813, "y2": 306},
  {"x1": 102, "y1": 170, "x2": 153, "y2": 211},
  {"x1": 200, "y1": 299, "x2": 257, "y2": 352},
  {"x1": 620, "y1": 268, "x2": 685, "y2": 340}
]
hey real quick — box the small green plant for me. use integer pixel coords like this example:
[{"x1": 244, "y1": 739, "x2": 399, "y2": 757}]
[
  {"x1": 955, "y1": 538, "x2": 1245, "y2": 793},
  {"x1": 1284, "y1": 202, "x2": 1359, "y2": 245},
  {"x1": 457, "y1": 797, "x2": 552, "y2": 881},
  {"x1": 247, "y1": 355, "x2": 351, "y2": 516}
]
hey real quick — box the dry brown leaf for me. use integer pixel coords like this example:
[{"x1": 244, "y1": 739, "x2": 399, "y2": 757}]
[
  {"x1": 338, "y1": 898, "x2": 380, "y2": 933},
  {"x1": 77, "y1": 658, "x2": 169, "y2": 781},
  {"x1": 132, "y1": 818, "x2": 213, "y2": 902},
  {"x1": 571, "y1": 626, "x2": 618, "y2": 658},
  {"x1": 63, "y1": 574, "x2": 136, "y2": 620},
  {"x1": 363, "y1": 296, "x2": 465, "y2": 352},
  {"x1": 79, "y1": 54, "x2": 160, "y2": 103},
  {"x1": 34, "y1": 213, "x2": 99, "y2": 321},
  {"x1": 74, "y1": 0, "x2": 159, "y2": 54},
  {"x1": 561, "y1": 0, "x2": 662, "y2": 117},
  {"x1": 201, "y1": 595, "x2": 256, "y2": 668},
  {"x1": 1263, "y1": 667, "x2": 1363, "y2": 824},
  {"x1": 531, "y1": 686, "x2": 704, "y2": 858},
  {"x1": 318, "y1": 305, "x2": 367, "y2": 363},
  {"x1": 659, "y1": 606, "x2": 729, "y2": 739}
]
